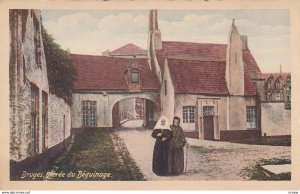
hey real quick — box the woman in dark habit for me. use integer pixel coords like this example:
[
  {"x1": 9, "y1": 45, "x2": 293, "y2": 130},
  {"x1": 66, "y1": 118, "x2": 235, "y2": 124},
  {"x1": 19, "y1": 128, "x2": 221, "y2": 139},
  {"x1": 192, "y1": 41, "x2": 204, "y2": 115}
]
[
  {"x1": 169, "y1": 116, "x2": 189, "y2": 175},
  {"x1": 151, "y1": 116, "x2": 173, "y2": 176}
]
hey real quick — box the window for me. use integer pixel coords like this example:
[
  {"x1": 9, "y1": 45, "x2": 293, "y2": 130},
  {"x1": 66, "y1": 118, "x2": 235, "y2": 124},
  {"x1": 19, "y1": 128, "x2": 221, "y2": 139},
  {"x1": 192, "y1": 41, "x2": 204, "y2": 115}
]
[
  {"x1": 30, "y1": 84, "x2": 39, "y2": 154},
  {"x1": 203, "y1": 106, "x2": 214, "y2": 116},
  {"x1": 275, "y1": 81, "x2": 280, "y2": 89},
  {"x1": 42, "y1": 92, "x2": 48, "y2": 150},
  {"x1": 246, "y1": 106, "x2": 256, "y2": 128},
  {"x1": 286, "y1": 92, "x2": 291, "y2": 109},
  {"x1": 82, "y1": 101, "x2": 97, "y2": 127},
  {"x1": 287, "y1": 92, "x2": 291, "y2": 101},
  {"x1": 131, "y1": 68, "x2": 139, "y2": 83},
  {"x1": 183, "y1": 106, "x2": 195, "y2": 123},
  {"x1": 275, "y1": 91, "x2": 281, "y2": 101},
  {"x1": 286, "y1": 80, "x2": 291, "y2": 91},
  {"x1": 267, "y1": 93, "x2": 272, "y2": 101},
  {"x1": 164, "y1": 80, "x2": 167, "y2": 95}
]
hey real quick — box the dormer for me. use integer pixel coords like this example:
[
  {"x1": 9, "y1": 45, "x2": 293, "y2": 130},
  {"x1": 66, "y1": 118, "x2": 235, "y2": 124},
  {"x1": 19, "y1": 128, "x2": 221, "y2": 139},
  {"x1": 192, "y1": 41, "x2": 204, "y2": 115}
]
[{"x1": 124, "y1": 57, "x2": 142, "y2": 91}]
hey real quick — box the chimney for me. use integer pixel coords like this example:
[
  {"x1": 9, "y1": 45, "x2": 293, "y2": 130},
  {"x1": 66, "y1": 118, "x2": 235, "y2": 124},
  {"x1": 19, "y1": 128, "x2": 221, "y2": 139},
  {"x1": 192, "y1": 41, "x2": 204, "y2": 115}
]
[
  {"x1": 280, "y1": 64, "x2": 282, "y2": 74},
  {"x1": 226, "y1": 19, "x2": 244, "y2": 95},
  {"x1": 240, "y1": 35, "x2": 248, "y2": 51}
]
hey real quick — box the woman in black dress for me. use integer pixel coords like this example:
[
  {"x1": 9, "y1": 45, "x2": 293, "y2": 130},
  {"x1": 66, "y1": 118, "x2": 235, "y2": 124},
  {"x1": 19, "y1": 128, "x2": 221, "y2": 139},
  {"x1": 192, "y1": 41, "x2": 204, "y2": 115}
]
[
  {"x1": 151, "y1": 116, "x2": 173, "y2": 176},
  {"x1": 169, "y1": 116, "x2": 188, "y2": 175}
]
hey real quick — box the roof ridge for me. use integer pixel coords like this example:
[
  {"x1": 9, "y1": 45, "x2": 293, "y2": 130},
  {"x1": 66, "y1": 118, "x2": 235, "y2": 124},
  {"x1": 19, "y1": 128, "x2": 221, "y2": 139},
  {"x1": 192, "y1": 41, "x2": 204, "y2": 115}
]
[
  {"x1": 162, "y1": 41, "x2": 227, "y2": 46},
  {"x1": 167, "y1": 57, "x2": 225, "y2": 63}
]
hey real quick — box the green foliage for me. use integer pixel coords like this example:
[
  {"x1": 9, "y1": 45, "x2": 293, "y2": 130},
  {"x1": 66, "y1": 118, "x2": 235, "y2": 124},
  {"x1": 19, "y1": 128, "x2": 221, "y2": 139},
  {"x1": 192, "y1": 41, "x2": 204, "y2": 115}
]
[
  {"x1": 12, "y1": 128, "x2": 145, "y2": 181},
  {"x1": 42, "y1": 26, "x2": 77, "y2": 105},
  {"x1": 242, "y1": 158, "x2": 291, "y2": 181}
]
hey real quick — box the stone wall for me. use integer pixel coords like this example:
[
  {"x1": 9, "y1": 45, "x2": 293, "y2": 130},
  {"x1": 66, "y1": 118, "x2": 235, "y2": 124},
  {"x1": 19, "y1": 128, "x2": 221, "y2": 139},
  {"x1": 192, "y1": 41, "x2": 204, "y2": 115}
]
[
  {"x1": 10, "y1": 10, "x2": 72, "y2": 167},
  {"x1": 48, "y1": 94, "x2": 71, "y2": 148},
  {"x1": 10, "y1": 10, "x2": 50, "y2": 162},
  {"x1": 261, "y1": 102, "x2": 291, "y2": 136}
]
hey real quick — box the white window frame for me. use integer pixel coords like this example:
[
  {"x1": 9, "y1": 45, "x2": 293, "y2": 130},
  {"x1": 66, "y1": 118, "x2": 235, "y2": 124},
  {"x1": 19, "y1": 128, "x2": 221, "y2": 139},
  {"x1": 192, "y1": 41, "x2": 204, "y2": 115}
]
[
  {"x1": 183, "y1": 106, "x2": 195, "y2": 123},
  {"x1": 82, "y1": 101, "x2": 97, "y2": 127},
  {"x1": 246, "y1": 106, "x2": 256, "y2": 129}
]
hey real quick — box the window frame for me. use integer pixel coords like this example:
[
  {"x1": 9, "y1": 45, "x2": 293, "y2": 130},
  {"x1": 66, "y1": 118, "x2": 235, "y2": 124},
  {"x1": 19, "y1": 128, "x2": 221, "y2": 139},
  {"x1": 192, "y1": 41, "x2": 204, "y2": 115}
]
[
  {"x1": 30, "y1": 84, "x2": 39, "y2": 154},
  {"x1": 182, "y1": 106, "x2": 195, "y2": 124},
  {"x1": 82, "y1": 101, "x2": 97, "y2": 127},
  {"x1": 246, "y1": 106, "x2": 256, "y2": 129},
  {"x1": 275, "y1": 91, "x2": 281, "y2": 101},
  {"x1": 41, "y1": 91, "x2": 48, "y2": 150},
  {"x1": 131, "y1": 68, "x2": 139, "y2": 83}
]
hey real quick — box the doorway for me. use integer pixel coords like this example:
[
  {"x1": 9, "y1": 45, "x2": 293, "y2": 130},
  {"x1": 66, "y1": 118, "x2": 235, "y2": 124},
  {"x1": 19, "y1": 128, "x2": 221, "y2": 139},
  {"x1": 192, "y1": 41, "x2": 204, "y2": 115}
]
[{"x1": 203, "y1": 116, "x2": 214, "y2": 140}]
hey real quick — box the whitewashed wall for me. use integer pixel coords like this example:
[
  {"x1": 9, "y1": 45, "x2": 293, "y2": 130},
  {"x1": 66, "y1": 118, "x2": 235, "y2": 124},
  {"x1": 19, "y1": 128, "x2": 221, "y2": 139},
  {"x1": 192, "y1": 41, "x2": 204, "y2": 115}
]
[{"x1": 261, "y1": 102, "x2": 291, "y2": 136}]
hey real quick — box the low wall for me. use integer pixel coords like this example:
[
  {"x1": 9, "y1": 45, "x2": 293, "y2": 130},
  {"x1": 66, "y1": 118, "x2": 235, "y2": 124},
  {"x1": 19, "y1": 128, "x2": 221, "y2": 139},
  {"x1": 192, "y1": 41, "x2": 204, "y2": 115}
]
[
  {"x1": 261, "y1": 102, "x2": 291, "y2": 136},
  {"x1": 220, "y1": 129, "x2": 261, "y2": 141}
]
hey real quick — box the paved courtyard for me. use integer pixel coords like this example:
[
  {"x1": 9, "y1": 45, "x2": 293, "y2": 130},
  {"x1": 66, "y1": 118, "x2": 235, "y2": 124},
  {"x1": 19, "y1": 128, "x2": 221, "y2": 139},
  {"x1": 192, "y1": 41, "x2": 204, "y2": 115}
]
[{"x1": 116, "y1": 126, "x2": 291, "y2": 180}]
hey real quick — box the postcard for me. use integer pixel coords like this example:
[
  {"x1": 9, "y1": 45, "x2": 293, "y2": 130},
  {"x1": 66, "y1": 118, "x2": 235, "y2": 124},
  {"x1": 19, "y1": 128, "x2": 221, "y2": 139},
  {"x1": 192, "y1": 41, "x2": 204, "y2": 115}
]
[{"x1": 0, "y1": 0, "x2": 300, "y2": 190}]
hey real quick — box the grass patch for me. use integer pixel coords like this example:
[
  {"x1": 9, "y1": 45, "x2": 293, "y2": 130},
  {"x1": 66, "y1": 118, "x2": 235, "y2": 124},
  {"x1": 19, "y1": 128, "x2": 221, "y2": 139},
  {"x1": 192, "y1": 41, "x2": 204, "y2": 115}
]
[
  {"x1": 16, "y1": 128, "x2": 145, "y2": 181},
  {"x1": 242, "y1": 158, "x2": 291, "y2": 181},
  {"x1": 231, "y1": 136, "x2": 291, "y2": 146}
]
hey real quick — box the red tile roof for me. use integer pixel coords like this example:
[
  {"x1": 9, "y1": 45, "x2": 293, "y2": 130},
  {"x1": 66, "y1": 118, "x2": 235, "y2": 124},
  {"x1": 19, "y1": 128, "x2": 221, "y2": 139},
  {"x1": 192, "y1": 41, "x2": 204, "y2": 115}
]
[
  {"x1": 158, "y1": 41, "x2": 262, "y2": 79},
  {"x1": 157, "y1": 41, "x2": 227, "y2": 61},
  {"x1": 167, "y1": 59, "x2": 229, "y2": 95},
  {"x1": 242, "y1": 50, "x2": 263, "y2": 79},
  {"x1": 71, "y1": 54, "x2": 160, "y2": 91},
  {"x1": 167, "y1": 58, "x2": 256, "y2": 96},
  {"x1": 109, "y1": 43, "x2": 147, "y2": 56}
]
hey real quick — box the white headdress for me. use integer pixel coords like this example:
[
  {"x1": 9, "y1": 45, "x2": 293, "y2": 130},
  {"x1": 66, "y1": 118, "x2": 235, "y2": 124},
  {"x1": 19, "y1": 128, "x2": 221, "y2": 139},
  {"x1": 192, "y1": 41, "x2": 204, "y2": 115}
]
[{"x1": 154, "y1": 116, "x2": 171, "y2": 130}]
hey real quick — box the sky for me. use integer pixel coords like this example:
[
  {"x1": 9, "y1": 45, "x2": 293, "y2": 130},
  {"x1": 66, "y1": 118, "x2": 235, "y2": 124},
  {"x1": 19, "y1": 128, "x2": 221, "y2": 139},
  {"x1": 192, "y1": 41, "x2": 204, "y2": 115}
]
[{"x1": 41, "y1": 10, "x2": 290, "y2": 73}]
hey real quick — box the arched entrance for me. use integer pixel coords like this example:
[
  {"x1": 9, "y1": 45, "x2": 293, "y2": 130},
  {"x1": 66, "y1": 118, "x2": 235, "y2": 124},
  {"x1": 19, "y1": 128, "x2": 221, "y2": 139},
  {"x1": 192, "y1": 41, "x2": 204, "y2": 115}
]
[{"x1": 112, "y1": 97, "x2": 158, "y2": 129}]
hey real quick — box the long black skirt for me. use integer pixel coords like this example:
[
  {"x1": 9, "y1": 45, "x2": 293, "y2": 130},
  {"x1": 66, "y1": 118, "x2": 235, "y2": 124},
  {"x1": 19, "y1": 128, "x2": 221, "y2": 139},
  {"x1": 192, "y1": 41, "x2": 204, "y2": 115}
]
[
  {"x1": 152, "y1": 140, "x2": 171, "y2": 176},
  {"x1": 170, "y1": 147, "x2": 184, "y2": 175}
]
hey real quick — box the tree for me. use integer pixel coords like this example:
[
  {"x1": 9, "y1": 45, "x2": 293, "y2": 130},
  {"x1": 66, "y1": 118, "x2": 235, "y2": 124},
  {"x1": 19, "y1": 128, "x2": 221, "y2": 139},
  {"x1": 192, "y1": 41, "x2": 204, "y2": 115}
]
[{"x1": 42, "y1": 26, "x2": 77, "y2": 105}]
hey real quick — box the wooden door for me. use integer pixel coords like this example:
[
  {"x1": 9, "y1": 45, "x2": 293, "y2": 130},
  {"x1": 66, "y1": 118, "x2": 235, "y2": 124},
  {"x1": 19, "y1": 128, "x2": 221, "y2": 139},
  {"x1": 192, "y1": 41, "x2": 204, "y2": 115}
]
[
  {"x1": 112, "y1": 102, "x2": 120, "y2": 128},
  {"x1": 204, "y1": 116, "x2": 214, "y2": 140}
]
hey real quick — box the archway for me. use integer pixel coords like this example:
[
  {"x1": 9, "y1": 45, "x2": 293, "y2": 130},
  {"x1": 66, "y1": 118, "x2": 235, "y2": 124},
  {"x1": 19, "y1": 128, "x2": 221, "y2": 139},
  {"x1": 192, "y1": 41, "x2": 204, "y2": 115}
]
[{"x1": 112, "y1": 97, "x2": 158, "y2": 129}]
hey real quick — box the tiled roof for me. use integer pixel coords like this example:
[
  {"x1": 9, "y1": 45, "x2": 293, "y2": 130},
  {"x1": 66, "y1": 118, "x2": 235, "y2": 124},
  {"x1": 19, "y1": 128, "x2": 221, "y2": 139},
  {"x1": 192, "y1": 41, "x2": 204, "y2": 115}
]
[
  {"x1": 157, "y1": 41, "x2": 227, "y2": 61},
  {"x1": 167, "y1": 59, "x2": 229, "y2": 95},
  {"x1": 71, "y1": 54, "x2": 160, "y2": 91},
  {"x1": 157, "y1": 41, "x2": 262, "y2": 80},
  {"x1": 242, "y1": 50, "x2": 263, "y2": 79},
  {"x1": 167, "y1": 58, "x2": 256, "y2": 96},
  {"x1": 109, "y1": 43, "x2": 147, "y2": 56}
]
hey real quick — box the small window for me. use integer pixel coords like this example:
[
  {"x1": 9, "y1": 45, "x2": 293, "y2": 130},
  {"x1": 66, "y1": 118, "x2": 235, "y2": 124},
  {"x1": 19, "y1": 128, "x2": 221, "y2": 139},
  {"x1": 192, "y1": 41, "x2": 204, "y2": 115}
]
[
  {"x1": 183, "y1": 106, "x2": 195, "y2": 123},
  {"x1": 286, "y1": 80, "x2": 291, "y2": 91},
  {"x1": 287, "y1": 92, "x2": 291, "y2": 101},
  {"x1": 203, "y1": 106, "x2": 214, "y2": 116},
  {"x1": 246, "y1": 106, "x2": 256, "y2": 129},
  {"x1": 131, "y1": 68, "x2": 139, "y2": 83},
  {"x1": 275, "y1": 91, "x2": 281, "y2": 101},
  {"x1": 275, "y1": 81, "x2": 280, "y2": 89},
  {"x1": 267, "y1": 93, "x2": 272, "y2": 101}
]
